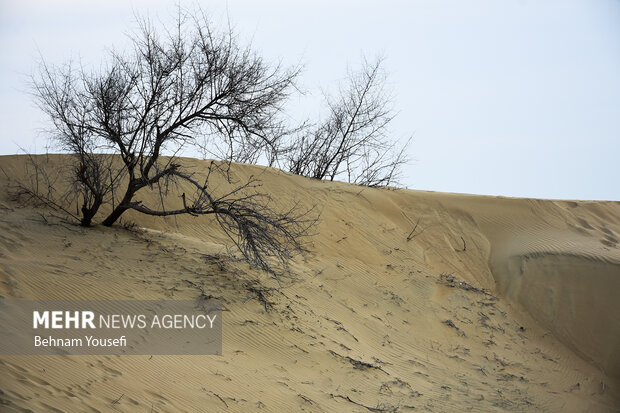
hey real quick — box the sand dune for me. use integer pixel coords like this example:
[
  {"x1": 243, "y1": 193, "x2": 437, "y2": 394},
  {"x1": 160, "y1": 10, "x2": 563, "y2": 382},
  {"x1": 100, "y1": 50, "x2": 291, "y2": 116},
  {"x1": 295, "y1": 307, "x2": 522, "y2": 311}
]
[
  {"x1": 431, "y1": 193, "x2": 620, "y2": 379},
  {"x1": 0, "y1": 154, "x2": 618, "y2": 412}
]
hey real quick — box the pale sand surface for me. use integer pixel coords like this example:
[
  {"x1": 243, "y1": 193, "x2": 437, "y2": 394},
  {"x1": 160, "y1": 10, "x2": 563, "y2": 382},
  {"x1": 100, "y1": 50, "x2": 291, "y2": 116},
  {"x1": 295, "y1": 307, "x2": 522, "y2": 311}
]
[{"x1": 0, "y1": 155, "x2": 618, "y2": 412}]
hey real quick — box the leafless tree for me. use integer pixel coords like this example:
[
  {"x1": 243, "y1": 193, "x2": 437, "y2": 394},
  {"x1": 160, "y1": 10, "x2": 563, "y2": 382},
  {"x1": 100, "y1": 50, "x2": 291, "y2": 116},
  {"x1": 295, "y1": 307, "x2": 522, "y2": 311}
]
[
  {"x1": 29, "y1": 7, "x2": 314, "y2": 274},
  {"x1": 284, "y1": 57, "x2": 410, "y2": 186}
]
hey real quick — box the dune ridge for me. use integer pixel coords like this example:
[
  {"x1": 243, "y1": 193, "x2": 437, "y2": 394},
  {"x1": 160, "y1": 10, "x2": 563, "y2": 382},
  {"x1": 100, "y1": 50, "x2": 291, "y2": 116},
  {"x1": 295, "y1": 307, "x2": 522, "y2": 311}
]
[
  {"x1": 0, "y1": 154, "x2": 619, "y2": 412},
  {"x1": 437, "y1": 195, "x2": 620, "y2": 377}
]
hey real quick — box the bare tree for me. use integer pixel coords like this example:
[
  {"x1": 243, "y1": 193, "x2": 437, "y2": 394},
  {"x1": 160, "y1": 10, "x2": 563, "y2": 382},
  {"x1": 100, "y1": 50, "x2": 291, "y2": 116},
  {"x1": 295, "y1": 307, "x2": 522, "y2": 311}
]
[
  {"x1": 29, "y1": 7, "x2": 314, "y2": 274},
  {"x1": 284, "y1": 57, "x2": 410, "y2": 186}
]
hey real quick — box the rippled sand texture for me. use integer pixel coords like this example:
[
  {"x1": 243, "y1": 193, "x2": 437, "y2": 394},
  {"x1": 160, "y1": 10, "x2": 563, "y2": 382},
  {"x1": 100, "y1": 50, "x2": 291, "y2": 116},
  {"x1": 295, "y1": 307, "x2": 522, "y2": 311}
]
[{"x1": 0, "y1": 155, "x2": 618, "y2": 412}]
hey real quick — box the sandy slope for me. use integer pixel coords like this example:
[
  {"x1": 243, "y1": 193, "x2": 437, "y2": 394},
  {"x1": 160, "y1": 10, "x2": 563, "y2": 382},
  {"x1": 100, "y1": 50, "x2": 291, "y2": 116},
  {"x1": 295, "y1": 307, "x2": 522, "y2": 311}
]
[{"x1": 0, "y1": 154, "x2": 619, "y2": 412}]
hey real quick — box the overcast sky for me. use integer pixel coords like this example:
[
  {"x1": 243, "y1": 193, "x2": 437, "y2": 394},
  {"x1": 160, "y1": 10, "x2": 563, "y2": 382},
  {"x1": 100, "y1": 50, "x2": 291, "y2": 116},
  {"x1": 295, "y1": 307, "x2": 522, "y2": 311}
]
[{"x1": 1, "y1": 0, "x2": 618, "y2": 200}]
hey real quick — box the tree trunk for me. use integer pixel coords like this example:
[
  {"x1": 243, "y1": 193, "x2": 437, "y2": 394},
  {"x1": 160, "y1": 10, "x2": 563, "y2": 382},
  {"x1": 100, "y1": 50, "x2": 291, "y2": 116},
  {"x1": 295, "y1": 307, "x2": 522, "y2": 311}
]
[
  {"x1": 79, "y1": 197, "x2": 102, "y2": 227},
  {"x1": 101, "y1": 205, "x2": 129, "y2": 226},
  {"x1": 102, "y1": 184, "x2": 136, "y2": 226},
  {"x1": 80, "y1": 209, "x2": 96, "y2": 227},
  {"x1": 80, "y1": 215, "x2": 93, "y2": 227}
]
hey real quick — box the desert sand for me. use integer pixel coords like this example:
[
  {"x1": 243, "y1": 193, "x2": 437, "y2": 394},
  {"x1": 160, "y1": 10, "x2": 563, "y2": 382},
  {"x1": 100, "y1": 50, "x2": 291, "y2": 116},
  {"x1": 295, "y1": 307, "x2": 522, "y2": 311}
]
[{"x1": 0, "y1": 154, "x2": 619, "y2": 412}]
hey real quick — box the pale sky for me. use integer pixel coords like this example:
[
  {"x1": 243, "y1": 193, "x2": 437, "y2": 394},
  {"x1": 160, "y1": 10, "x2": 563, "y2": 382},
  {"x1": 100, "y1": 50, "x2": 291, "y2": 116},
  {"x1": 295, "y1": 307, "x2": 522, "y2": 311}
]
[{"x1": 1, "y1": 0, "x2": 619, "y2": 200}]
